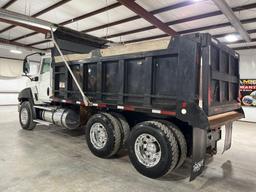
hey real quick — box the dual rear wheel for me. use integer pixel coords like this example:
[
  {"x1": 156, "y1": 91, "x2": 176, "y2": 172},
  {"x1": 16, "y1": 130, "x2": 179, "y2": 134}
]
[
  {"x1": 129, "y1": 121, "x2": 187, "y2": 178},
  {"x1": 85, "y1": 112, "x2": 129, "y2": 158},
  {"x1": 85, "y1": 113, "x2": 187, "y2": 178}
]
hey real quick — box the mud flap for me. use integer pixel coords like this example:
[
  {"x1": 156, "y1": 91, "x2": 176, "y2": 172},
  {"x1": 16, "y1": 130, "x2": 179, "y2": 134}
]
[
  {"x1": 222, "y1": 122, "x2": 233, "y2": 154},
  {"x1": 190, "y1": 127, "x2": 207, "y2": 181}
]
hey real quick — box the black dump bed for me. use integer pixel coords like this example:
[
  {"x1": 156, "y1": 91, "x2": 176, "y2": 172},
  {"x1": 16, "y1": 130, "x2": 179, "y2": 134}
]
[{"x1": 51, "y1": 33, "x2": 242, "y2": 120}]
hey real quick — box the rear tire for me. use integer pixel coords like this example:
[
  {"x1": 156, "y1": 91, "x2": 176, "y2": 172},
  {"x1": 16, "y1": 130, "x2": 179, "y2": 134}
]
[
  {"x1": 111, "y1": 112, "x2": 130, "y2": 147},
  {"x1": 85, "y1": 113, "x2": 122, "y2": 158},
  {"x1": 156, "y1": 120, "x2": 187, "y2": 168},
  {"x1": 128, "y1": 121, "x2": 179, "y2": 178},
  {"x1": 19, "y1": 101, "x2": 36, "y2": 130}
]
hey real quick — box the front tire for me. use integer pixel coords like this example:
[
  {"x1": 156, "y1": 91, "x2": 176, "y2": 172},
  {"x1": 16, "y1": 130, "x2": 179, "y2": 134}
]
[
  {"x1": 19, "y1": 101, "x2": 36, "y2": 130},
  {"x1": 128, "y1": 121, "x2": 179, "y2": 178}
]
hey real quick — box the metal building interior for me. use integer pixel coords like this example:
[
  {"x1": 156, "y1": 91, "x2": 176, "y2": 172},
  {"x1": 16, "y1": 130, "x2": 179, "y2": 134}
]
[{"x1": 0, "y1": 0, "x2": 256, "y2": 192}]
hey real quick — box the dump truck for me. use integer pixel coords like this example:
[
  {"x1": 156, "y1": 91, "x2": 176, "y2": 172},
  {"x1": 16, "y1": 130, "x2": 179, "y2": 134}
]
[{"x1": 18, "y1": 27, "x2": 244, "y2": 181}]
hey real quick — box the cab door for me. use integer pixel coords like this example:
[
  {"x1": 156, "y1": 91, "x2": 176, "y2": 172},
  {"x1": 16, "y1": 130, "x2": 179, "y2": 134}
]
[{"x1": 37, "y1": 57, "x2": 52, "y2": 103}]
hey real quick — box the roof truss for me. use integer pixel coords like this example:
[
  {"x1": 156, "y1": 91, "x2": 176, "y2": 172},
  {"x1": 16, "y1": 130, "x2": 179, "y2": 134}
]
[{"x1": 0, "y1": 0, "x2": 255, "y2": 51}]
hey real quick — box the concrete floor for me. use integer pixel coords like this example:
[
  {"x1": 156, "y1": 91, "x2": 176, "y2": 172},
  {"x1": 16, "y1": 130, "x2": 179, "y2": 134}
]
[{"x1": 0, "y1": 106, "x2": 256, "y2": 192}]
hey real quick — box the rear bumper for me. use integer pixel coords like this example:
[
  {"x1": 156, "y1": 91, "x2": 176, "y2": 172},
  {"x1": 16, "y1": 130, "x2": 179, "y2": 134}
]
[{"x1": 208, "y1": 110, "x2": 245, "y2": 129}]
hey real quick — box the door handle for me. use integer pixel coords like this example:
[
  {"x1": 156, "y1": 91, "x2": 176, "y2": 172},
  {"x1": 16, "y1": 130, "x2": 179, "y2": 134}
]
[{"x1": 47, "y1": 87, "x2": 50, "y2": 96}]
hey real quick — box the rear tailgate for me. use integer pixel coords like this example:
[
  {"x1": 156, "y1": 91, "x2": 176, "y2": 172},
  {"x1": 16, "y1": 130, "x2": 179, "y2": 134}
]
[{"x1": 201, "y1": 34, "x2": 242, "y2": 117}]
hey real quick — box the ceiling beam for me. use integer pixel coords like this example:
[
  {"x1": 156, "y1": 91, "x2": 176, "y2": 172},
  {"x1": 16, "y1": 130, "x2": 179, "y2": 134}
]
[
  {"x1": 0, "y1": 37, "x2": 42, "y2": 51},
  {"x1": 84, "y1": 2, "x2": 256, "y2": 34},
  {"x1": 123, "y1": 17, "x2": 256, "y2": 44},
  {"x1": 11, "y1": 32, "x2": 37, "y2": 42},
  {"x1": 33, "y1": 0, "x2": 71, "y2": 18},
  {"x1": 15, "y1": 1, "x2": 203, "y2": 48},
  {"x1": 10, "y1": 0, "x2": 202, "y2": 46},
  {"x1": 103, "y1": 2, "x2": 256, "y2": 40},
  {"x1": 212, "y1": 0, "x2": 251, "y2": 42},
  {"x1": 117, "y1": 0, "x2": 177, "y2": 36},
  {"x1": 179, "y1": 17, "x2": 256, "y2": 35},
  {"x1": 82, "y1": 0, "x2": 201, "y2": 33},
  {"x1": 227, "y1": 38, "x2": 256, "y2": 45},
  {"x1": 0, "y1": 0, "x2": 71, "y2": 34},
  {"x1": 10, "y1": 2, "x2": 121, "y2": 42},
  {"x1": 213, "y1": 28, "x2": 256, "y2": 39},
  {"x1": 12, "y1": 0, "x2": 256, "y2": 45},
  {"x1": 0, "y1": 0, "x2": 19, "y2": 34},
  {"x1": 27, "y1": 39, "x2": 51, "y2": 46},
  {"x1": 9, "y1": 0, "x2": 256, "y2": 48},
  {"x1": 1, "y1": 0, "x2": 17, "y2": 9},
  {"x1": 30, "y1": 16, "x2": 256, "y2": 47},
  {"x1": 60, "y1": 2, "x2": 121, "y2": 25},
  {"x1": 15, "y1": 0, "x2": 195, "y2": 42},
  {"x1": 30, "y1": 16, "x2": 256, "y2": 48}
]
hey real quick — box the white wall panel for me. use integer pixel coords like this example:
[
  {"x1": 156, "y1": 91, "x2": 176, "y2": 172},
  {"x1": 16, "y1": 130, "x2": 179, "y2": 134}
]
[
  {"x1": 0, "y1": 59, "x2": 39, "y2": 105},
  {"x1": 0, "y1": 77, "x2": 28, "y2": 105}
]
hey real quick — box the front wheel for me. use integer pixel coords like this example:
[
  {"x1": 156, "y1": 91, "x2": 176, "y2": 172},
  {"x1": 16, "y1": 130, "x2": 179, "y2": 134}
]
[
  {"x1": 19, "y1": 101, "x2": 36, "y2": 130},
  {"x1": 128, "y1": 121, "x2": 179, "y2": 178}
]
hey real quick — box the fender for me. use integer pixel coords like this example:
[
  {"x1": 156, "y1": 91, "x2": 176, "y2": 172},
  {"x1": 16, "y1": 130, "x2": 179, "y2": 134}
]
[
  {"x1": 18, "y1": 88, "x2": 37, "y2": 120},
  {"x1": 18, "y1": 88, "x2": 34, "y2": 104},
  {"x1": 176, "y1": 102, "x2": 209, "y2": 129}
]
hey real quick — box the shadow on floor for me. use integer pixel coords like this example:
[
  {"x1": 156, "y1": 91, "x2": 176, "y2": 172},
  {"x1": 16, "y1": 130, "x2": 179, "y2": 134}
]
[{"x1": 199, "y1": 160, "x2": 255, "y2": 191}]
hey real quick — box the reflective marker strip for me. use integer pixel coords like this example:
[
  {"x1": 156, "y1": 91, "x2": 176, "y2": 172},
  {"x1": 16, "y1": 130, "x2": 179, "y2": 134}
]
[
  {"x1": 152, "y1": 109, "x2": 161, "y2": 114},
  {"x1": 51, "y1": 97, "x2": 176, "y2": 116},
  {"x1": 152, "y1": 109, "x2": 176, "y2": 116},
  {"x1": 92, "y1": 103, "x2": 107, "y2": 108},
  {"x1": 161, "y1": 110, "x2": 176, "y2": 116},
  {"x1": 117, "y1": 106, "x2": 124, "y2": 110},
  {"x1": 98, "y1": 103, "x2": 107, "y2": 108},
  {"x1": 124, "y1": 106, "x2": 134, "y2": 111}
]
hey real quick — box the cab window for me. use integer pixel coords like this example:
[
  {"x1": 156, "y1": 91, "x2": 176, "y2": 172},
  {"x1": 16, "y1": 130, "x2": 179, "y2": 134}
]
[{"x1": 40, "y1": 58, "x2": 51, "y2": 74}]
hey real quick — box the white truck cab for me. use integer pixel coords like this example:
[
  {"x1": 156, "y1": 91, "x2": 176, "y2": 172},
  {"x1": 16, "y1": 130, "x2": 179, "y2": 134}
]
[{"x1": 25, "y1": 53, "x2": 52, "y2": 105}]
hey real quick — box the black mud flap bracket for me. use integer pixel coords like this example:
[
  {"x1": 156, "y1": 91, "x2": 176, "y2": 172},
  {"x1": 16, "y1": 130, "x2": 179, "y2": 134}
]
[{"x1": 190, "y1": 127, "x2": 207, "y2": 181}]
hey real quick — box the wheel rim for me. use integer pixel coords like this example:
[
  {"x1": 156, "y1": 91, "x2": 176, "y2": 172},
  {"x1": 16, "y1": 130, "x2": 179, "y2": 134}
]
[
  {"x1": 20, "y1": 108, "x2": 29, "y2": 125},
  {"x1": 90, "y1": 123, "x2": 108, "y2": 149},
  {"x1": 134, "y1": 133, "x2": 161, "y2": 168}
]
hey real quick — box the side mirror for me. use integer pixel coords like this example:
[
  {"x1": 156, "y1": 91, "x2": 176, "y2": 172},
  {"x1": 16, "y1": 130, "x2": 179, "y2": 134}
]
[{"x1": 23, "y1": 58, "x2": 30, "y2": 74}]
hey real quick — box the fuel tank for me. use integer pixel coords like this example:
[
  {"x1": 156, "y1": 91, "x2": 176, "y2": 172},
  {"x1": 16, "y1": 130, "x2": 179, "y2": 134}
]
[{"x1": 42, "y1": 108, "x2": 80, "y2": 129}]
